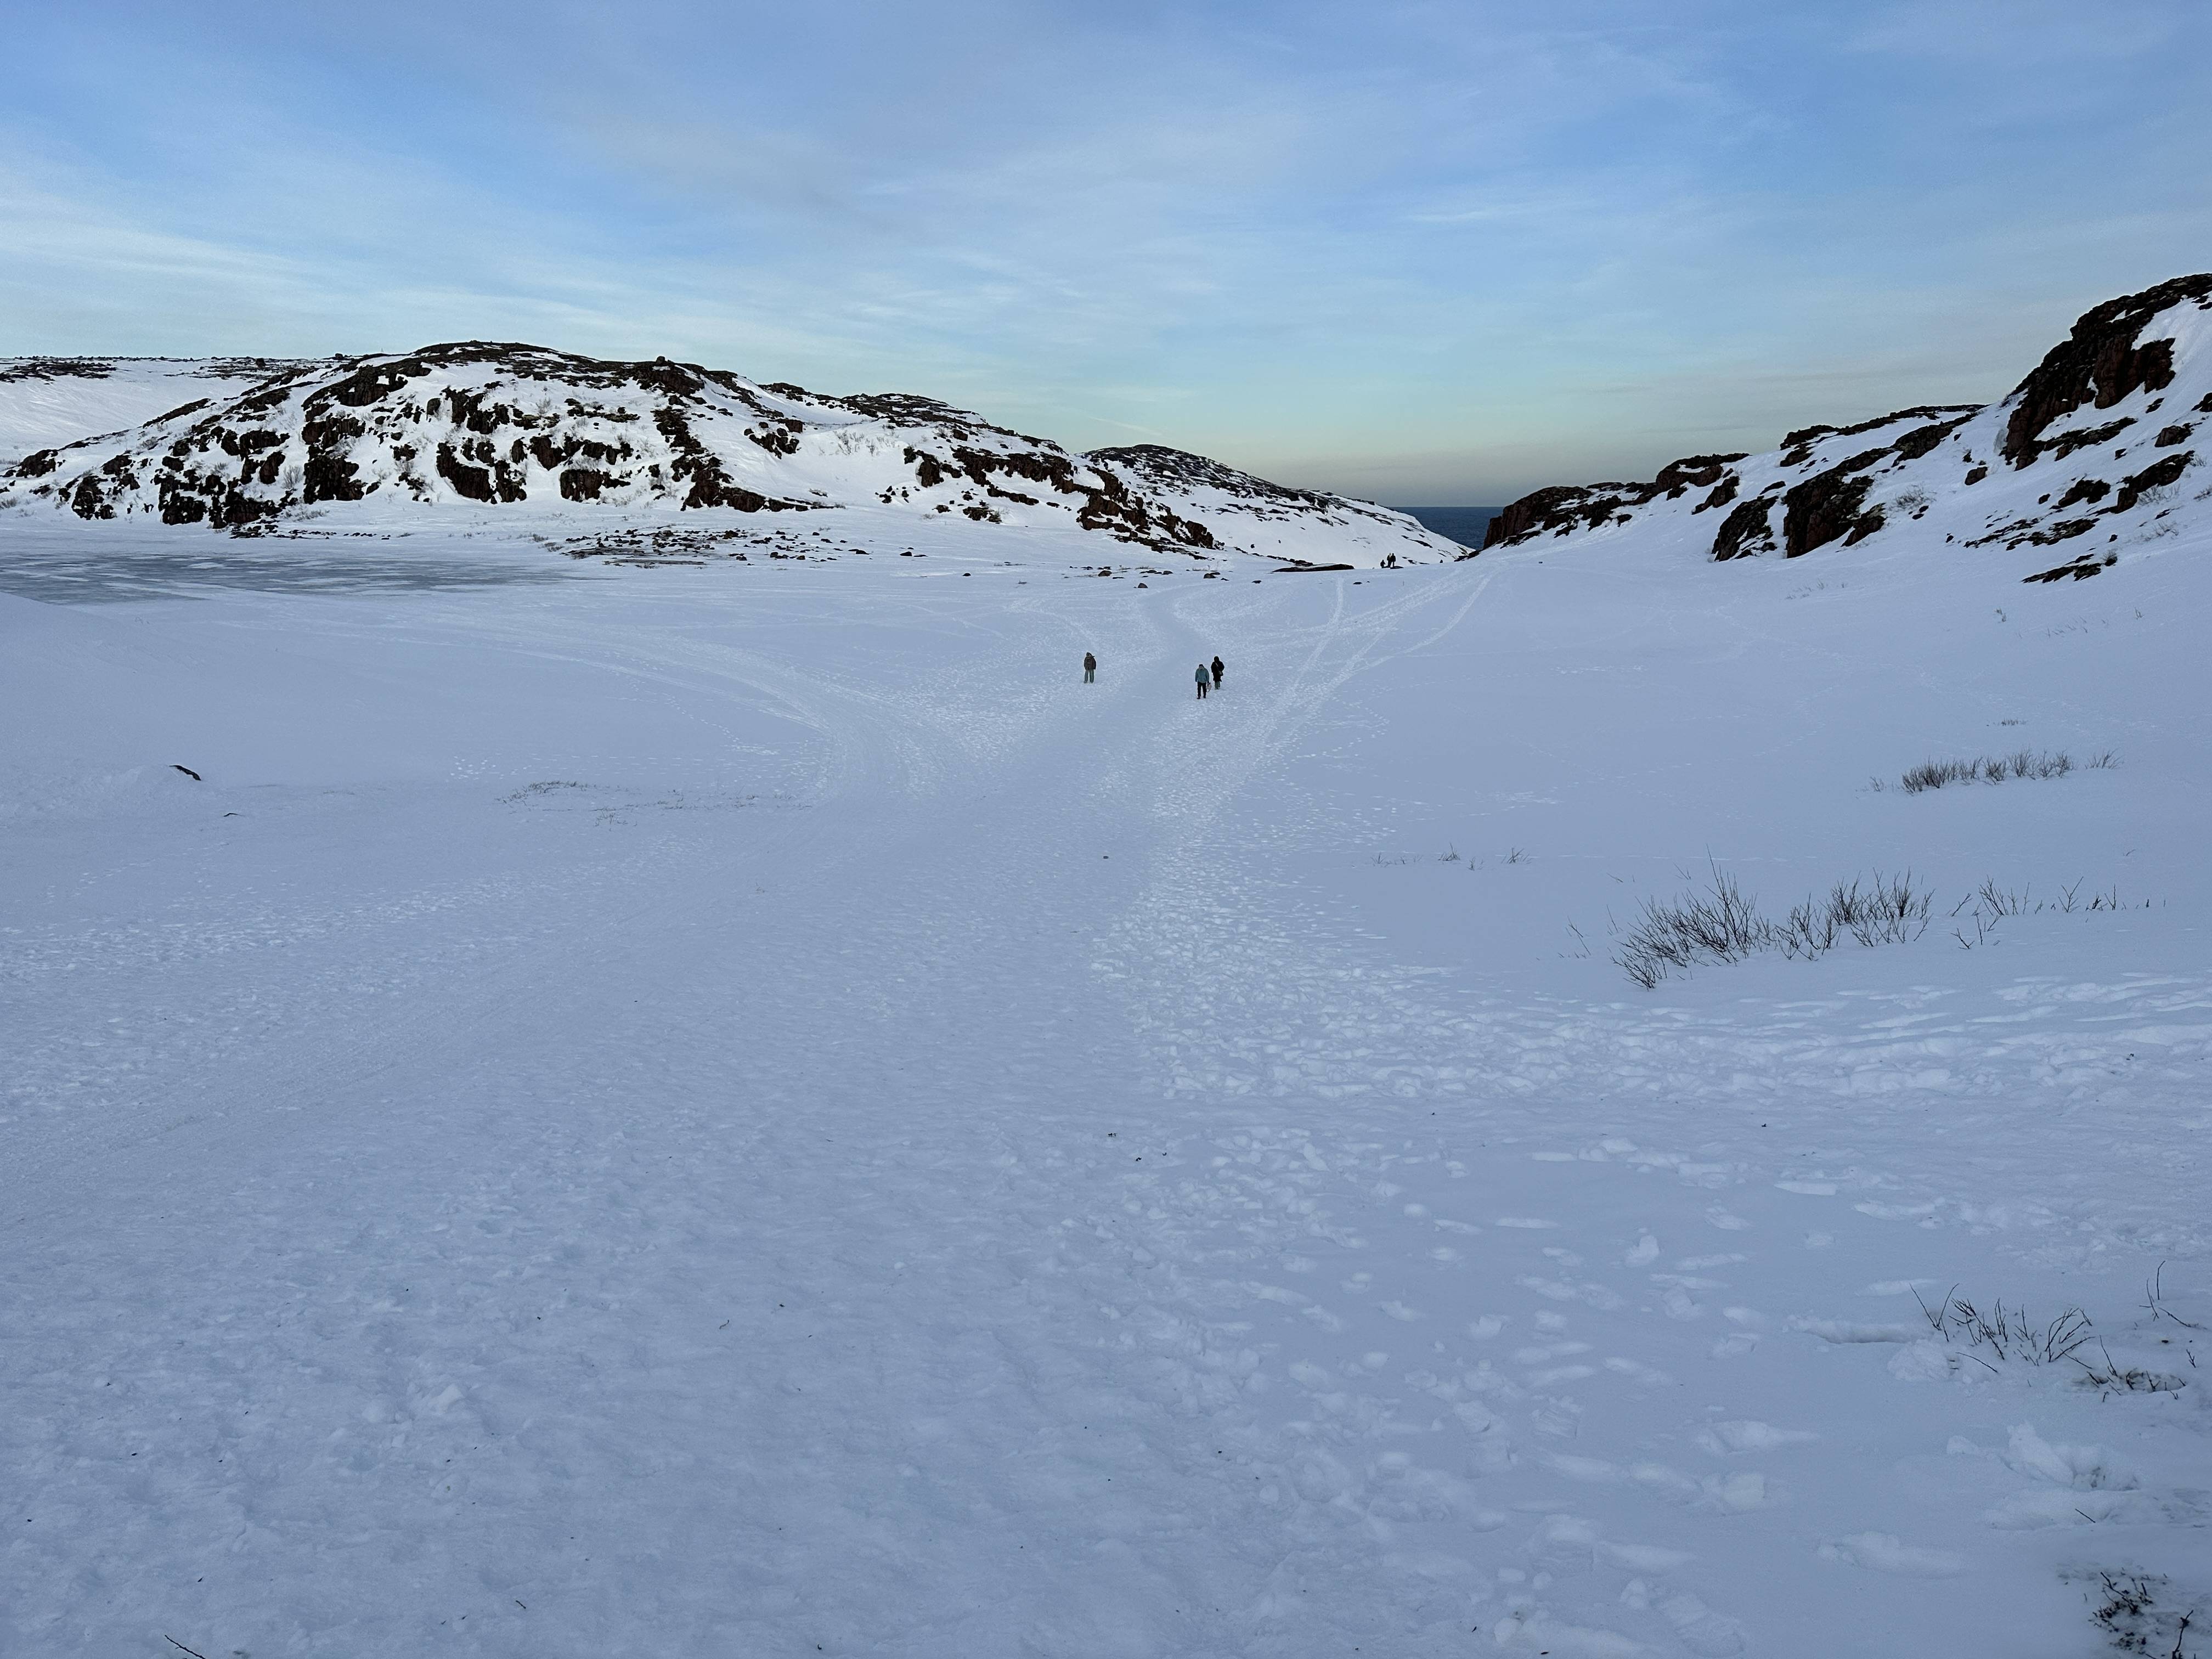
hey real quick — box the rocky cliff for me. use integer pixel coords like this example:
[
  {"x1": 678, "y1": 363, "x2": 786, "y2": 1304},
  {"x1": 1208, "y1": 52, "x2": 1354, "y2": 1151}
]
[{"x1": 1481, "y1": 274, "x2": 2210, "y2": 583}]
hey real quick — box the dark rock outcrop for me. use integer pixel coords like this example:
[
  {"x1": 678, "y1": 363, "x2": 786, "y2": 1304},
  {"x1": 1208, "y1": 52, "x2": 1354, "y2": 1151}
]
[
  {"x1": 2023, "y1": 552, "x2": 2117, "y2": 583},
  {"x1": 1709, "y1": 495, "x2": 1778, "y2": 561},
  {"x1": 1480, "y1": 454, "x2": 1748, "y2": 549},
  {"x1": 2109, "y1": 451, "x2": 2192, "y2": 515},
  {"x1": 1480, "y1": 486, "x2": 1610, "y2": 548},
  {"x1": 2000, "y1": 273, "x2": 2212, "y2": 466},
  {"x1": 1781, "y1": 448, "x2": 1889, "y2": 557}
]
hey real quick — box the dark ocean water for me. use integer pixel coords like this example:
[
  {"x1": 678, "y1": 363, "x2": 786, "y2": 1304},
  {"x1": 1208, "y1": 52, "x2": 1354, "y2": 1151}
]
[{"x1": 1404, "y1": 507, "x2": 1502, "y2": 550}]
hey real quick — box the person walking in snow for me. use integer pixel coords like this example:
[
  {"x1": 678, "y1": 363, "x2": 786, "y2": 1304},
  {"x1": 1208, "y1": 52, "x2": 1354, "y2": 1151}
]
[
  {"x1": 1194, "y1": 662, "x2": 1211, "y2": 699},
  {"x1": 1210, "y1": 655, "x2": 1224, "y2": 692},
  {"x1": 1083, "y1": 651, "x2": 1097, "y2": 684}
]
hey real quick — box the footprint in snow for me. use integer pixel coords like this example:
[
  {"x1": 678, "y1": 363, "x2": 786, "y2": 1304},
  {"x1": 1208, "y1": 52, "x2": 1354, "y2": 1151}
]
[
  {"x1": 1513, "y1": 1342, "x2": 1593, "y2": 1364},
  {"x1": 1529, "y1": 1364, "x2": 1598, "y2": 1385},
  {"x1": 1983, "y1": 1487, "x2": 2145, "y2": 1528},
  {"x1": 1662, "y1": 1590, "x2": 1748, "y2": 1657},
  {"x1": 1697, "y1": 1420, "x2": 1818, "y2": 1455},
  {"x1": 1603, "y1": 1541, "x2": 1693, "y2": 1573},
  {"x1": 1699, "y1": 1471, "x2": 1776, "y2": 1512},
  {"x1": 1818, "y1": 1532, "x2": 1965, "y2": 1576},
  {"x1": 1539, "y1": 1452, "x2": 1622, "y2": 1483},
  {"x1": 1886, "y1": 1340, "x2": 1963, "y2": 1381},
  {"x1": 1521, "y1": 1274, "x2": 1625, "y2": 1310},
  {"x1": 1661, "y1": 1286, "x2": 1704, "y2": 1321},
  {"x1": 1961, "y1": 1421, "x2": 2160, "y2": 1525}
]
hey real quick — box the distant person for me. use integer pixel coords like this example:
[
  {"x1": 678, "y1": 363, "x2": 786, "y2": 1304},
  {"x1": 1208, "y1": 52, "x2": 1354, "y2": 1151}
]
[
  {"x1": 1210, "y1": 656, "x2": 1224, "y2": 692},
  {"x1": 1084, "y1": 651, "x2": 1097, "y2": 684},
  {"x1": 1195, "y1": 663, "x2": 1210, "y2": 699}
]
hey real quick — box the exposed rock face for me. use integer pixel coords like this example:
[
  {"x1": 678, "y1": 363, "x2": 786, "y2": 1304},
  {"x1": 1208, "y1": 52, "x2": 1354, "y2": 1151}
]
[
  {"x1": 0, "y1": 355, "x2": 303, "y2": 387},
  {"x1": 1479, "y1": 275, "x2": 2210, "y2": 578},
  {"x1": 2000, "y1": 273, "x2": 2212, "y2": 466},
  {"x1": 0, "y1": 342, "x2": 1455, "y2": 565},
  {"x1": 1709, "y1": 494, "x2": 1779, "y2": 562},
  {"x1": 1781, "y1": 448, "x2": 1889, "y2": 557},
  {"x1": 1478, "y1": 455, "x2": 1747, "y2": 548},
  {"x1": 0, "y1": 358, "x2": 119, "y2": 385},
  {"x1": 2111, "y1": 450, "x2": 2193, "y2": 514}
]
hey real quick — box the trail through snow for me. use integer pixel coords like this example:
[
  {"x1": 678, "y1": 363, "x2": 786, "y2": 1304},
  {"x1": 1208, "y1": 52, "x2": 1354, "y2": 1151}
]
[{"x1": 3, "y1": 527, "x2": 2209, "y2": 1656}]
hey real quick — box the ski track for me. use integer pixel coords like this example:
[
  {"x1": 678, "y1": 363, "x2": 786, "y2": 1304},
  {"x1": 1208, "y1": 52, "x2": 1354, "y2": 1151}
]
[{"x1": 3, "y1": 557, "x2": 2209, "y2": 1657}]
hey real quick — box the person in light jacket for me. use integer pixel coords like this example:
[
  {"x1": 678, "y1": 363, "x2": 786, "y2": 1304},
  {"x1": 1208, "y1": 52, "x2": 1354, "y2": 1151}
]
[{"x1": 1195, "y1": 663, "x2": 1210, "y2": 699}]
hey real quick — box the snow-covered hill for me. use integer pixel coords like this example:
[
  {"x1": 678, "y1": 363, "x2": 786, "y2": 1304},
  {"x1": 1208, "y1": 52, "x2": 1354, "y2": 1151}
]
[
  {"x1": 0, "y1": 356, "x2": 317, "y2": 469},
  {"x1": 1483, "y1": 273, "x2": 2211, "y2": 584},
  {"x1": 0, "y1": 342, "x2": 1458, "y2": 568},
  {"x1": 1091, "y1": 443, "x2": 1440, "y2": 567}
]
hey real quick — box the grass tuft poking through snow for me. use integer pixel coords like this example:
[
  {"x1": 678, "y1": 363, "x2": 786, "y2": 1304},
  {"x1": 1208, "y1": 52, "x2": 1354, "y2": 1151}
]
[
  {"x1": 1904, "y1": 1288, "x2": 2188, "y2": 1397},
  {"x1": 1777, "y1": 873, "x2": 1932, "y2": 958},
  {"x1": 1882, "y1": 749, "x2": 2116, "y2": 794},
  {"x1": 2072, "y1": 1567, "x2": 2207, "y2": 1657},
  {"x1": 1613, "y1": 864, "x2": 1930, "y2": 988},
  {"x1": 1949, "y1": 877, "x2": 2139, "y2": 946},
  {"x1": 1910, "y1": 1285, "x2": 2095, "y2": 1370}
]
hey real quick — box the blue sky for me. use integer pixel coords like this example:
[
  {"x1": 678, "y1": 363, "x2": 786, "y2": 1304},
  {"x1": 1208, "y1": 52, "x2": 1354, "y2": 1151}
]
[{"x1": 3, "y1": 1, "x2": 2208, "y2": 502}]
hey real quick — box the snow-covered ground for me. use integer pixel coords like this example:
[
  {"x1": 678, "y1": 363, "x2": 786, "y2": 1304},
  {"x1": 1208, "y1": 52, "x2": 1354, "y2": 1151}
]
[
  {"x1": 0, "y1": 359, "x2": 311, "y2": 470},
  {"x1": 3, "y1": 509, "x2": 2208, "y2": 1657}
]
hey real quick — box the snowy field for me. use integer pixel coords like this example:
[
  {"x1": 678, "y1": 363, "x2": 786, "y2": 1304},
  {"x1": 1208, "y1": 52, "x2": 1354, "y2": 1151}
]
[{"x1": 3, "y1": 512, "x2": 2209, "y2": 1657}]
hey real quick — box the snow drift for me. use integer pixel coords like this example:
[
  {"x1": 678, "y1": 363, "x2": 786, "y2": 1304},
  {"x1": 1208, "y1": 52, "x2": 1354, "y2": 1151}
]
[
  {"x1": 1482, "y1": 273, "x2": 2212, "y2": 583},
  {"x1": 0, "y1": 343, "x2": 1459, "y2": 566}
]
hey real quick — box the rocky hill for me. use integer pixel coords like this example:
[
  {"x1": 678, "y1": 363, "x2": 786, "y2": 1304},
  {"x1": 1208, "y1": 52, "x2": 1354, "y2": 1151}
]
[
  {"x1": 1482, "y1": 273, "x2": 2210, "y2": 584},
  {"x1": 1091, "y1": 444, "x2": 1439, "y2": 566},
  {"x1": 0, "y1": 343, "x2": 1459, "y2": 566}
]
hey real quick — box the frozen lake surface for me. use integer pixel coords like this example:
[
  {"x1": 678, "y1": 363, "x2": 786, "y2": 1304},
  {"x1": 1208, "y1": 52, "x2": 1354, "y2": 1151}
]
[{"x1": 0, "y1": 531, "x2": 584, "y2": 602}]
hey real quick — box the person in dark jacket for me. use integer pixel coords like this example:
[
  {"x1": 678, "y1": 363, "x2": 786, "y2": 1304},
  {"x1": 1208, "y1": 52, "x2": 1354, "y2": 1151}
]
[
  {"x1": 1194, "y1": 663, "x2": 1210, "y2": 699},
  {"x1": 1084, "y1": 651, "x2": 1097, "y2": 683},
  {"x1": 1210, "y1": 656, "x2": 1224, "y2": 691}
]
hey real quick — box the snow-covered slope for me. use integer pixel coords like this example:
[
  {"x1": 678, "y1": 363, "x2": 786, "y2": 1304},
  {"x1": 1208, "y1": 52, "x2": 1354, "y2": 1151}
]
[
  {"x1": 1483, "y1": 273, "x2": 2211, "y2": 584},
  {"x1": 1091, "y1": 444, "x2": 1442, "y2": 566},
  {"x1": 0, "y1": 342, "x2": 1458, "y2": 567},
  {"x1": 0, "y1": 356, "x2": 315, "y2": 469},
  {"x1": 7, "y1": 518, "x2": 2211, "y2": 1656}
]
